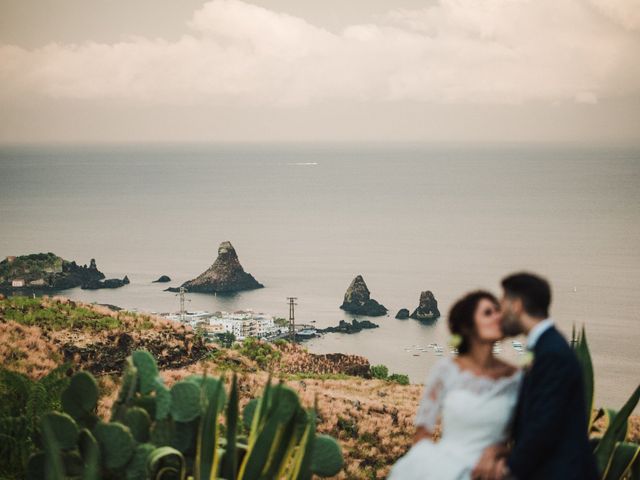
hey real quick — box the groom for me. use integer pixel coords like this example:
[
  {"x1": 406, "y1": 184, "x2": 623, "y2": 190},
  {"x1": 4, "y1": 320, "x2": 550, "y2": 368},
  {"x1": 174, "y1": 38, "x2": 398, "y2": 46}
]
[{"x1": 472, "y1": 272, "x2": 598, "y2": 480}]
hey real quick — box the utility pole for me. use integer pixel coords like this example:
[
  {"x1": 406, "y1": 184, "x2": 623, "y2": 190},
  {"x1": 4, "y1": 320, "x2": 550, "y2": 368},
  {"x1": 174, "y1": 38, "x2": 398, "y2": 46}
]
[
  {"x1": 176, "y1": 287, "x2": 190, "y2": 323},
  {"x1": 287, "y1": 297, "x2": 297, "y2": 342}
]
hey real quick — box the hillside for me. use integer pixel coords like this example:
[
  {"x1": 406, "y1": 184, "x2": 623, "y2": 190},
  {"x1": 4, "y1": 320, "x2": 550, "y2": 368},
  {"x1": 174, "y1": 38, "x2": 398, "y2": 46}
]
[{"x1": 0, "y1": 296, "x2": 637, "y2": 479}]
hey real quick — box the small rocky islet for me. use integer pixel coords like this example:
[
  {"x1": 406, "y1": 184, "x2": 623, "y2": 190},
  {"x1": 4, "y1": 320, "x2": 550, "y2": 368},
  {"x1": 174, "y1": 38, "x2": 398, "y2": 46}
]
[
  {"x1": 166, "y1": 241, "x2": 263, "y2": 294},
  {"x1": 317, "y1": 318, "x2": 380, "y2": 334},
  {"x1": 396, "y1": 291, "x2": 441, "y2": 322},
  {"x1": 0, "y1": 253, "x2": 129, "y2": 293},
  {"x1": 339, "y1": 275, "x2": 388, "y2": 316}
]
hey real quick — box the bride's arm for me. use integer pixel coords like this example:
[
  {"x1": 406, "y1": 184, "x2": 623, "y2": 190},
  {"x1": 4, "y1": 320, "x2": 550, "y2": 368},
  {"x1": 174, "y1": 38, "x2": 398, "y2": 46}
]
[{"x1": 413, "y1": 360, "x2": 448, "y2": 443}]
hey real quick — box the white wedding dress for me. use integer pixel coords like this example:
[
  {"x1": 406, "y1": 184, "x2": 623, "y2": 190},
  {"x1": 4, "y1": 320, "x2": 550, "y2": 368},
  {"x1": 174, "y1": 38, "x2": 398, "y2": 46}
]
[{"x1": 389, "y1": 357, "x2": 523, "y2": 480}]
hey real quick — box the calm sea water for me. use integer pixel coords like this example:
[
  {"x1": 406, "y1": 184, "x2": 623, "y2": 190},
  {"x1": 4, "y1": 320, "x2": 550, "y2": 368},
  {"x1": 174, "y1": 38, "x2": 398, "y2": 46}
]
[{"x1": 1, "y1": 143, "x2": 638, "y2": 410}]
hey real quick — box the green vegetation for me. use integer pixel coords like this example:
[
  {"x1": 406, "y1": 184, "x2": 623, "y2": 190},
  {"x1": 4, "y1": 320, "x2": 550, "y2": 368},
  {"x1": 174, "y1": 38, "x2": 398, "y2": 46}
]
[
  {"x1": 0, "y1": 365, "x2": 70, "y2": 479},
  {"x1": 0, "y1": 253, "x2": 63, "y2": 281},
  {"x1": 370, "y1": 365, "x2": 409, "y2": 385},
  {"x1": 387, "y1": 374, "x2": 410, "y2": 386},
  {"x1": 573, "y1": 327, "x2": 640, "y2": 479},
  {"x1": 214, "y1": 332, "x2": 236, "y2": 349},
  {"x1": 370, "y1": 365, "x2": 388, "y2": 380},
  {"x1": 25, "y1": 350, "x2": 344, "y2": 479},
  {"x1": 273, "y1": 317, "x2": 288, "y2": 328},
  {"x1": 239, "y1": 337, "x2": 282, "y2": 369},
  {"x1": 0, "y1": 296, "x2": 155, "y2": 332}
]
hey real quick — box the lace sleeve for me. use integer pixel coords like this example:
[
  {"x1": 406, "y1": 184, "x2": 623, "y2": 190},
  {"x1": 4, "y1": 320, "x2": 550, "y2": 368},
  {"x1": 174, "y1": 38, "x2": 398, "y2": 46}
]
[{"x1": 414, "y1": 359, "x2": 449, "y2": 431}]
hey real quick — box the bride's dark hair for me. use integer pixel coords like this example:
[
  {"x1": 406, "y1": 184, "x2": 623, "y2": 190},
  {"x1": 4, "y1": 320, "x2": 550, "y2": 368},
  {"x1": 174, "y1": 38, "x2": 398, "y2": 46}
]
[{"x1": 448, "y1": 290, "x2": 499, "y2": 354}]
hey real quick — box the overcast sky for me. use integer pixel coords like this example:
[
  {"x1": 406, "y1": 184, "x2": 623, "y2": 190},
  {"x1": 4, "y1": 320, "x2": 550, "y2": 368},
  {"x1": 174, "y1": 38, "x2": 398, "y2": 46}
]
[{"x1": 1, "y1": 0, "x2": 639, "y2": 143}]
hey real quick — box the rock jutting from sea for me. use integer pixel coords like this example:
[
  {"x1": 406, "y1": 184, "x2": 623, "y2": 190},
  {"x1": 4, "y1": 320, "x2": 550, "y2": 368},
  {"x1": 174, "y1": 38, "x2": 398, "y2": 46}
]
[
  {"x1": 81, "y1": 275, "x2": 130, "y2": 290},
  {"x1": 395, "y1": 308, "x2": 410, "y2": 319},
  {"x1": 409, "y1": 291, "x2": 441, "y2": 321},
  {"x1": 339, "y1": 275, "x2": 388, "y2": 317},
  {"x1": 152, "y1": 275, "x2": 171, "y2": 283},
  {"x1": 167, "y1": 241, "x2": 263, "y2": 294},
  {"x1": 318, "y1": 318, "x2": 380, "y2": 334}
]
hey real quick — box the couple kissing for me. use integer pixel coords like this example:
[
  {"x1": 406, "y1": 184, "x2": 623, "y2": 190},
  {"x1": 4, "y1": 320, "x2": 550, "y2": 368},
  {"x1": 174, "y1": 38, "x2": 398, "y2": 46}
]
[{"x1": 389, "y1": 272, "x2": 598, "y2": 480}]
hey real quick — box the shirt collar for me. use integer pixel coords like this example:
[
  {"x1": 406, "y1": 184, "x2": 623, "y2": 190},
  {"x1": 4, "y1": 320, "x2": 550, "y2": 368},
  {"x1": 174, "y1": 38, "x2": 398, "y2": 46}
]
[{"x1": 526, "y1": 318, "x2": 554, "y2": 349}]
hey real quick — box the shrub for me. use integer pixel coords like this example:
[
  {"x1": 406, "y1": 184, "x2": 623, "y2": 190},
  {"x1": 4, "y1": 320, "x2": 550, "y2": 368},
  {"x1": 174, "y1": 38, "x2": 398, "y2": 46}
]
[
  {"x1": 370, "y1": 365, "x2": 389, "y2": 380},
  {"x1": 239, "y1": 337, "x2": 281, "y2": 368},
  {"x1": 387, "y1": 374, "x2": 410, "y2": 386}
]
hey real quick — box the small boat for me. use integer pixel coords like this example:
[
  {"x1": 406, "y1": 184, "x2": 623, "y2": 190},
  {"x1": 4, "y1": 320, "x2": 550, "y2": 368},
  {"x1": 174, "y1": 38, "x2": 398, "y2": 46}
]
[{"x1": 413, "y1": 353, "x2": 420, "y2": 357}]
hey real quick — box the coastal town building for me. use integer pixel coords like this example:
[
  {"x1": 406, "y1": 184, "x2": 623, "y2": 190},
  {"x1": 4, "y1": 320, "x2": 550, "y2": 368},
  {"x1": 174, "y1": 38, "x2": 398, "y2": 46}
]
[
  {"x1": 161, "y1": 309, "x2": 282, "y2": 341},
  {"x1": 11, "y1": 279, "x2": 25, "y2": 287}
]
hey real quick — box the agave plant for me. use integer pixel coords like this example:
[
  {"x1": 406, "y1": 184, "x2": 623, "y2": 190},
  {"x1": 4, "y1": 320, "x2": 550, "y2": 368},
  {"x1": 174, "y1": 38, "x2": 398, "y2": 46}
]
[
  {"x1": 27, "y1": 350, "x2": 344, "y2": 480},
  {"x1": 573, "y1": 326, "x2": 640, "y2": 480}
]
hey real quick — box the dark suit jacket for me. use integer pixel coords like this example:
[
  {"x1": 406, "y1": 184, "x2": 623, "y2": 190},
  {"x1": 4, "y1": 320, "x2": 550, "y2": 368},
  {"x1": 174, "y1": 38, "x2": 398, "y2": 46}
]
[{"x1": 507, "y1": 326, "x2": 598, "y2": 480}]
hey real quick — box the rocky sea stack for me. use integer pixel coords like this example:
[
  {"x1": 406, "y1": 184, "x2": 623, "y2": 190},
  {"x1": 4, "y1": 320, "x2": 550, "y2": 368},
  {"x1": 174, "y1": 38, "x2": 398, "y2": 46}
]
[
  {"x1": 340, "y1": 275, "x2": 388, "y2": 317},
  {"x1": 395, "y1": 308, "x2": 410, "y2": 319},
  {"x1": 409, "y1": 291, "x2": 441, "y2": 321},
  {"x1": 153, "y1": 275, "x2": 171, "y2": 283},
  {"x1": 170, "y1": 241, "x2": 263, "y2": 294}
]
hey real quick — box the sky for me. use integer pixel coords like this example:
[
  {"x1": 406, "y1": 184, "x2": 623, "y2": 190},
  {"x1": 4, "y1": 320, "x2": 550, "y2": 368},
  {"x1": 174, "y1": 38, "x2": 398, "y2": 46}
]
[{"x1": 1, "y1": 0, "x2": 639, "y2": 143}]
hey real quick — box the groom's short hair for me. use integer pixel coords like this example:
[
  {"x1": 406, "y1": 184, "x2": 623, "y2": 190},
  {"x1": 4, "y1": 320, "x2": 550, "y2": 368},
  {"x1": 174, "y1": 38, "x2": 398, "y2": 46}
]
[{"x1": 501, "y1": 272, "x2": 551, "y2": 318}]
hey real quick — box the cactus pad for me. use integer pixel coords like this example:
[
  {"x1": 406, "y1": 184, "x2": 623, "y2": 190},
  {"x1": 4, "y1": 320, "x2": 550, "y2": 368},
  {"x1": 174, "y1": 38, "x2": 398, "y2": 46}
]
[
  {"x1": 155, "y1": 380, "x2": 171, "y2": 421},
  {"x1": 132, "y1": 350, "x2": 159, "y2": 395},
  {"x1": 170, "y1": 380, "x2": 201, "y2": 422},
  {"x1": 125, "y1": 443, "x2": 155, "y2": 480},
  {"x1": 311, "y1": 434, "x2": 344, "y2": 477},
  {"x1": 62, "y1": 371, "x2": 99, "y2": 421},
  {"x1": 93, "y1": 422, "x2": 135, "y2": 469},
  {"x1": 124, "y1": 407, "x2": 151, "y2": 443},
  {"x1": 42, "y1": 412, "x2": 79, "y2": 450}
]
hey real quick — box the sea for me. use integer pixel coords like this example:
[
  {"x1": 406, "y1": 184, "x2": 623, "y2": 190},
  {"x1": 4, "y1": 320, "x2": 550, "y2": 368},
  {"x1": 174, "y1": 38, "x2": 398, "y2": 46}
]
[{"x1": 1, "y1": 142, "x2": 638, "y2": 410}]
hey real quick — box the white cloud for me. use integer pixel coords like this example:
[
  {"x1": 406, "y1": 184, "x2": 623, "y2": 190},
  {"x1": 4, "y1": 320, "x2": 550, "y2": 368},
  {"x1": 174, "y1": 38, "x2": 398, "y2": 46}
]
[{"x1": 0, "y1": 0, "x2": 638, "y2": 106}]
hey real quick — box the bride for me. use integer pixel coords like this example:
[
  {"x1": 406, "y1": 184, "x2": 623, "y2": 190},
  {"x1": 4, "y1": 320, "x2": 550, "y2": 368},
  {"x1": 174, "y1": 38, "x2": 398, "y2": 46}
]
[{"x1": 389, "y1": 291, "x2": 522, "y2": 480}]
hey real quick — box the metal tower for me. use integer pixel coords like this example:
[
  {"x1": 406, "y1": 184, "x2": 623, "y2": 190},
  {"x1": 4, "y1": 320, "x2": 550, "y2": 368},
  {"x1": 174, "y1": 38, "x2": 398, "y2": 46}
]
[
  {"x1": 287, "y1": 297, "x2": 297, "y2": 342},
  {"x1": 176, "y1": 287, "x2": 190, "y2": 323}
]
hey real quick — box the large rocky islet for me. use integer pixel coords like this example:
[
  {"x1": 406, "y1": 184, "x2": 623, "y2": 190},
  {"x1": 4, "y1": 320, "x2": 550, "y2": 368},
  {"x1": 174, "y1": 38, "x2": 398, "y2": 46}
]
[{"x1": 166, "y1": 241, "x2": 263, "y2": 294}]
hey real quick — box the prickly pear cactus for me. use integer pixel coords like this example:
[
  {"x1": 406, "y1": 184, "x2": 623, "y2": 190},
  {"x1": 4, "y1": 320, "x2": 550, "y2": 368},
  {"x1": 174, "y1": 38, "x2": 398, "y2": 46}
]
[
  {"x1": 62, "y1": 371, "x2": 99, "y2": 427},
  {"x1": 132, "y1": 350, "x2": 159, "y2": 395},
  {"x1": 42, "y1": 412, "x2": 79, "y2": 450},
  {"x1": 124, "y1": 407, "x2": 151, "y2": 443},
  {"x1": 311, "y1": 434, "x2": 344, "y2": 477},
  {"x1": 125, "y1": 442, "x2": 155, "y2": 480},
  {"x1": 93, "y1": 421, "x2": 134, "y2": 470},
  {"x1": 170, "y1": 380, "x2": 201, "y2": 423}
]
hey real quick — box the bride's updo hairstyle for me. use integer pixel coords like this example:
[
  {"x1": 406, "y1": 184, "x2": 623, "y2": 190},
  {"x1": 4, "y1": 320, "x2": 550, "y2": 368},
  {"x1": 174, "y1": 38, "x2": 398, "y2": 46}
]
[{"x1": 448, "y1": 290, "x2": 499, "y2": 354}]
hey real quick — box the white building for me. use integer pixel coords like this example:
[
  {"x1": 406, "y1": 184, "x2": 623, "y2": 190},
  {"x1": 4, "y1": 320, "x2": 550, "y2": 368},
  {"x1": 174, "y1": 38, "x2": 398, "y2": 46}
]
[{"x1": 209, "y1": 312, "x2": 278, "y2": 340}]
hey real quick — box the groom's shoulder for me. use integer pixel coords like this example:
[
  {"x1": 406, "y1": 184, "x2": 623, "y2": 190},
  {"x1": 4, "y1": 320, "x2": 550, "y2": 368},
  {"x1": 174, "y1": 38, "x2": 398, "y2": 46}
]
[{"x1": 536, "y1": 326, "x2": 573, "y2": 357}]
